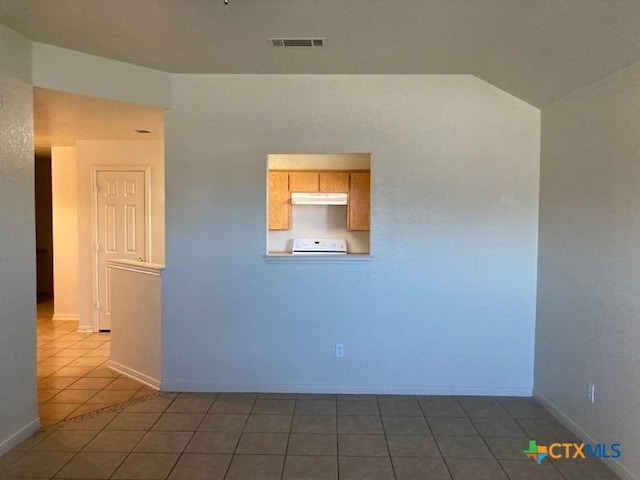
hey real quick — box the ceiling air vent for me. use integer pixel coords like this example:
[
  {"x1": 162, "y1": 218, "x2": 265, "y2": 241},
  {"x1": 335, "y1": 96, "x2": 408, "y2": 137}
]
[{"x1": 270, "y1": 38, "x2": 325, "y2": 48}]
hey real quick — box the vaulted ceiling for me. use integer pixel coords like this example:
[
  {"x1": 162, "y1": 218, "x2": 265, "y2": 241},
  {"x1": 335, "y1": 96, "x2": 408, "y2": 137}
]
[{"x1": 1, "y1": 0, "x2": 640, "y2": 106}]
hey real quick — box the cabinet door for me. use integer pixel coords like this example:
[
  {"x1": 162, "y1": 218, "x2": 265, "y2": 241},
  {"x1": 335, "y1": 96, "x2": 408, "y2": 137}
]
[
  {"x1": 319, "y1": 172, "x2": 349, "y2": 193},
  {"x1": 289, "y1": 171, "x2": 319, "y2": 192},
  {"x1": 348, "y1": 172, "x2": 370, "y2": 231},
  {"x1": 268, "y1": 171, "x2": 290, "y2": 230}
]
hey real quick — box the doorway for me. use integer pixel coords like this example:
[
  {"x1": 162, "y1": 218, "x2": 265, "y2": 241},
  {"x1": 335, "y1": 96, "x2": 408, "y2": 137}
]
[
  {"x1": 35, "y1": 152, "x2": 53, "y2": 304},
  {"x1": 33, "y1": 87, "x2": 165, "y2": 424},
  {"x1": 34, "y1": 87, "x2": 165, "y2": 333}
]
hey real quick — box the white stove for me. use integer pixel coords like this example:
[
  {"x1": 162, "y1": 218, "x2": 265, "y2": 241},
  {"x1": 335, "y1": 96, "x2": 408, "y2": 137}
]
[{"x1": 291, "y1": 238, "x2": 347, "y2": 255}]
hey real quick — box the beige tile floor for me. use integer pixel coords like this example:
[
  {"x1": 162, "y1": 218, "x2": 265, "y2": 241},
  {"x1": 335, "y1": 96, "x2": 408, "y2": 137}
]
[
  {"x1": 36, "y1": 300, "x2": 152, "y2": 426},
  {"x1": 0, "y1": 300, "x2": 622, "y2": 479}
]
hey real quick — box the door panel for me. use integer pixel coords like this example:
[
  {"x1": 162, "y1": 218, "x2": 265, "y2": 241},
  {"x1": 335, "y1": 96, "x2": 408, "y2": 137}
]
[{"x1": 97, "y1": 170, "x2": 146, "y2": 331}]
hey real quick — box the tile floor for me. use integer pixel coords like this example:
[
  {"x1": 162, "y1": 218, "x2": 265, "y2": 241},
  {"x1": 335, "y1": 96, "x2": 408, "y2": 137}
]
[
  {"x1": 36, "y1": 300, "x2": 152, "y2": 426},
  {"x1": 0, "y1": 300, "x2": 620, "y2": 479},
  {"x1": 0, "y1": 393, "x2": 621, "y2": 479}
]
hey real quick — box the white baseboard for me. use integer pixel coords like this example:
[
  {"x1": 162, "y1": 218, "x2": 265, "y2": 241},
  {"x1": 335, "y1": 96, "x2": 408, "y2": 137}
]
[
  {"x1": 0, "y1": 418, "x2": 41, "y2": 456},
  {"x1": 108, "y1": 360, "x2": 160, "y2": 390},
  {"x1": 77, "y1": 324, "x2": 96, "y2": 333},
  {"x1": 535, "y1": 392, "x2": 638, "y2": 480},
  {"x1": 160, "y1": 381, "x2": 533, "y2": 397},
  {"x1": 52, "y1": 314, "x2": 80, "y2": 322}
]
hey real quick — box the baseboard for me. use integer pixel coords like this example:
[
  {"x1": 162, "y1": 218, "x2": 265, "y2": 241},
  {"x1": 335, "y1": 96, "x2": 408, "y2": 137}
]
[
  {"x1": 77, "y1": 324, "x2": 96, "y2": 333},
  {"x1": 108, "y1": 360, "x2": 160, "y2": 390},
  {"x1": 0, "y1": 418, "x2": 41, "y2": 456},
  {"x1": 52, "y1": 313, "x2": 80, "y2": 322},
  {"x1": 535, "y1": 392, "x2": 638, "y2": 480},
  {"x1": 160, "y1": 381, "x2": 533, "y2": 397}
]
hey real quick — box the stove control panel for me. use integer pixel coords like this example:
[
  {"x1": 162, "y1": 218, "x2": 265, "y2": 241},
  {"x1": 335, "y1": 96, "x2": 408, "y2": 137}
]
[{"x1": 291, "y1": 238, "x2": 347, "y2": 254}]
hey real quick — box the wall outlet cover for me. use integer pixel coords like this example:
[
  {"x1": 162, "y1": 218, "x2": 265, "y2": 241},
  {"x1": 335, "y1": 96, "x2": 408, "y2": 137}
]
[{"x1": 587, "y1": 383, "x2": 595, "y2": 404}]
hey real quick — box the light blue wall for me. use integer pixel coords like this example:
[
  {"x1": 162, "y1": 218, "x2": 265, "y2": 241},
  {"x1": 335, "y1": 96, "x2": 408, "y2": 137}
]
[
  {"x1": 163, "y1": 74, "x2": 540, "y2": 394},
  {"x1": 0, "y1": 25, "x2": 38, "y2": 453},
  {"x1": 536, "y1": 62, "x2": 640, "y2": 479}
]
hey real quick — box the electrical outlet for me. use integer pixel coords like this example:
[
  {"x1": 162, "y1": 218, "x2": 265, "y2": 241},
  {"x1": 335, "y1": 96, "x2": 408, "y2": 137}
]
[
  {"x1": 335, "y1": 343, "x2": 344, "y2": 358},
  {"x1": 587, "y1": 383, "x2": 595, "y2": 404}
]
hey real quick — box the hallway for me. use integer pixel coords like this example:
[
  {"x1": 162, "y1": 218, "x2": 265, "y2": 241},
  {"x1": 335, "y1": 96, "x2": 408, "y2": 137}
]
[{"x1": 36, "y1": 300, "x2": 152, "y2": 426}]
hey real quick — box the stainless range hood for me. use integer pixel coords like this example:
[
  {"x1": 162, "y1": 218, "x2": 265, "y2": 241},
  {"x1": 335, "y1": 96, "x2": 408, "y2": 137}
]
[{"x1": 290, "y1": 192, "x2": 348, "y2": 206}]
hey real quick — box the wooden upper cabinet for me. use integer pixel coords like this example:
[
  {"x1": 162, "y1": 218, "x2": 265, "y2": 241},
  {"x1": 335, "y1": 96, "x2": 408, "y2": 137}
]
[
  {"x1": 289, "y1": 171, "x2": 319, "y2": 192},
  {"x1": 348, "y1": 172, "x2": 370, "y2": 231},
  {"x1": 319, "y1": 172, "x2": 349, "y2": 193},
  {"x1": 269, "y1": 169, "x2": 370, "y2": 231},
  {"x1": 268, "y1": 171, "x2": 290, "y2": 230}
]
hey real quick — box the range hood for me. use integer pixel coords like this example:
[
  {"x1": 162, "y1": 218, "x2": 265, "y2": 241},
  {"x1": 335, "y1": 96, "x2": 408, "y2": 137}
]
[{"x1": 290, "y1": 192, "x2": 348, "y2": 205}]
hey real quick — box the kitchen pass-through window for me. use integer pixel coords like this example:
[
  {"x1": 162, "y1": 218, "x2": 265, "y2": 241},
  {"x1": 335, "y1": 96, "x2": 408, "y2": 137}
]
[{"x1": 267, "y1": 153, "x2": 371, "y2": 255}]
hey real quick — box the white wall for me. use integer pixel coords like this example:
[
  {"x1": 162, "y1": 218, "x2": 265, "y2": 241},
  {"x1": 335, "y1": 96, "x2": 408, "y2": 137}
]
[
  {"x1": 0, "y1": 26, "x2": 39, "y2": 453},
  {"x1": 109, "y1": 261, "x2": 162, "y2": 388},
  {"x1": 0, "y1": 24, "x2": 31, "y2": 84},
  {"x1": 32, "y1": 43, "x2": 172, "y2": 109},
  {"x1": 163, "y1": 74, "x2": 540, "y2": 394},
  {"x1": 536, "y1": 62, "x2": 640, "y2": 479},
  {"x1": 52, "y1": 147, "x2": 80, "y2": 321},
  {"x1": 75, "y1": 141, "x2": 165, "y2": 330}
]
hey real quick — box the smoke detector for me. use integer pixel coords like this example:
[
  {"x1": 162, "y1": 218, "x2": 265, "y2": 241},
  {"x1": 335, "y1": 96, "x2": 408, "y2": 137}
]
[{"x1": 269, "y1": 38, "x2": 326, "y2": 48}]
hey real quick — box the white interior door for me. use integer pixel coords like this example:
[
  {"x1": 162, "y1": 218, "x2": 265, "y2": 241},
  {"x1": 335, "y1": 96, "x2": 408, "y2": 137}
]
[{"x1": 96, "y1": 170, "x2": 147, "y2": 331}]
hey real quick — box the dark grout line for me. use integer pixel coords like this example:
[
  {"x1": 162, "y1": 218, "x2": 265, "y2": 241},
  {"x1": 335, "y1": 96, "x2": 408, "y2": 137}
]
[
  {"x1": 376, "y1": 395, "x2": 398, "y2": 480},
  {"x1": 420, "y1": 400, "x2": 454, "y2": 480},
  {"x1": 278, "y1": 398, "x2": 299, "y2": 480},
  {"x1": 335, "y1": 397, "x2": 341, "y2": 480},
  {"x1": 217, "y1": 393, "x2": 257, "y2": 479},
  {"x1": 161, "y1": 393, "x2": 215, "y2": 480}
]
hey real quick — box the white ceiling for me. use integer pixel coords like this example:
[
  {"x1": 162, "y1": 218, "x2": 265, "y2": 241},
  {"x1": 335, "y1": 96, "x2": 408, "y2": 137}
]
[
  {"x1": 34, "y1": 88, "x2": 164, "y2": 154},
  {"x1": 2, "y1": 1, "x2": 640, "y2": 106}
]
